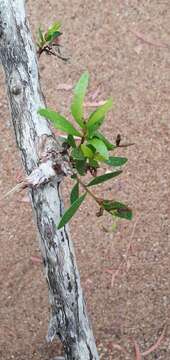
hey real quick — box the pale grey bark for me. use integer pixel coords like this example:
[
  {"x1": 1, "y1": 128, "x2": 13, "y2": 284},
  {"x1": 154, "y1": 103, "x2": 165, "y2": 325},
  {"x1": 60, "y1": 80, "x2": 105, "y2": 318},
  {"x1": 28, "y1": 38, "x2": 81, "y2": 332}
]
[{"x1": 0, "y1": 1, "x2": 99, "y2": 359}]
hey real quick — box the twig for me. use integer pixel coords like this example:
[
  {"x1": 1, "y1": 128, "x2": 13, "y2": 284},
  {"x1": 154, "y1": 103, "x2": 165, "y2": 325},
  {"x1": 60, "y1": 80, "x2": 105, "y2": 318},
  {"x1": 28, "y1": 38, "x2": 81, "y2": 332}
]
[
  {"x1": 130, "y1": 29, "x2": 170, "y2": 50},
  {"x1": 141, "y1": 324, "x2": 166, "y2": 356},
  {"x1": 111, "y1": 216, "x2": 140, "y2": 287},
  {"x1": 76, "y1": 175, "x2": 101, "y2": 205}
]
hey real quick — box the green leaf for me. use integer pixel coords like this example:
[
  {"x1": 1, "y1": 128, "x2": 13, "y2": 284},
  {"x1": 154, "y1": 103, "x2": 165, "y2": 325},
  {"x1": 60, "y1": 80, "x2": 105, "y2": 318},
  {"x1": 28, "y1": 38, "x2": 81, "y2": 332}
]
[
  {"x1": 87, "y1": 116, "x2": 105, "y2": 138},
  {"x1": 66, "y1": 134, "x2": 76, "y2": 148},
  {"x1": 50, "y1": 21, "x2": 61, "y2": 32},
  {"x1": 71, "y1": 148, "x2": 85, "y2": 161},
  {"x1": 115, "y1": 206, "x2": 132, "y2": 220},
  {"x1": 89, "y1": 159, "x2": 99, "y2": 168},
  {"x1": 105, "y1": 157, "x2": 128, "y2": 167},
  {"x1": 94, "y1": 131, "x2": 116, "y2": 150},
  {"x1": 87, "y1": 170, "x2": 122, "y2": 186},
  {"x1": 45, "y1": 21, "x2": 61, "y2": 37},
  {"x1": 81, "y1": 144, "x2": 94, "y2": 158},
  {"x1": 38, "y1": 27, "x2": 44, "y2": 43},
  {"x1": 70, "y1": 182, "x2": 79, "y2": 204},
  {"x1": 71, "y1": 71, "x2": 89, "y2": 128},
  {"x1": 103, "y1": 200, "x2": 132, "y2": 220},
  {"x1": 45, "y1": 31, "x2": 62, "y2": 43},
  {"x1": 93, "y1": 153, "x2": 106, "y2": 162},
  {"x1": 57, "y1": 193, "x2": 87, "y2": 229},
  {"x1": 74, "y1": 160, "x2": 87, "y2": 175},
  {"x1": 88, "y1": 138, "x2": 109, "y2": 160},
  {"x1": 87, "y1": 98, "x2": 113, "y2": 129},
  {"x1": 38, "y1": 108, "x2": 82, "y2": 137},
  {"x1": 102, "y1": 200, "x2": 117, "y2": 211}
]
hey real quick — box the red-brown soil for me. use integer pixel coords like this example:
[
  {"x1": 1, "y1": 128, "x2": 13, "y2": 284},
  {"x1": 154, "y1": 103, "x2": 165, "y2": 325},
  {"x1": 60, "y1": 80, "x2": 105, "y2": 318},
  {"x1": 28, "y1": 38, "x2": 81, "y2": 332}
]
[{"x1": 0, "y1": 1, "x2": 170, "y2": 359}]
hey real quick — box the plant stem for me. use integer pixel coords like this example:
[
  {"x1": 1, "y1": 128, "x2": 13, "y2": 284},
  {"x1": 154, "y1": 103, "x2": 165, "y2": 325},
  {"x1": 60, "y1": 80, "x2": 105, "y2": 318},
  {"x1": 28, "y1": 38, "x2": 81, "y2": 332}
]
[{"x1": 76, "y1": 175, "x2": 102, "y2": 205}]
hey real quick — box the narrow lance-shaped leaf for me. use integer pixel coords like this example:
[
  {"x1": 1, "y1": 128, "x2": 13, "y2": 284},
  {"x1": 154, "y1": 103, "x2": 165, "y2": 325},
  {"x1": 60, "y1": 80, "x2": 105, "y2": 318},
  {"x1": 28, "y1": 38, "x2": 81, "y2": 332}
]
[
  {"x1": 87, "y1": 98, "x2": 113, "y2": 129},
  {"x1": 115, "y1": 205, "x2": 132, "y2": 220},
  {"x1": 49, "y1": 21, "x2": 61, "y2": 32},
  {"x1": 89, "y1": 159, "x2": 99, "y2": 169},
  {"x1": 87, "y1": 170, "x2": 122, "y2": 187},
  {"x1": 87, "y1": 116, "x2": 104, "y2": 138},
  {"x1": 71, "y1": 71, "x2": 89, "y2": 128},
  {"x1": 81, "y1": 144, "x2": 94, "y2": 158},
  {"x1": 45, "y1": 31, "x2": 62, "y2": 43},
  {"x1": 71, "y1": 147, "x2": 85, "y2": 161},
  {"x1": 66, "y1": 134, "x2": 76, "y2": 148},
  {"x1": 74, "y1": 159, "x2": 87, "y2": 175},
  {"x1": 38, "y1": 108, "x2": 82, "y2": 137},
  {"x1": 88, "y1": 138, "x2": 109, "y2": 160},
  {"x1": 45, "y1": 21, "x2": 61, "y2": 37},
  {"x1": 105, "y1": 157, "x2": 128, "y2": 167},
  {"x1": 38, "y1": 27, "x2": 44, "y2": 43},
  {"x1": 57, "y1": 193, "x2": 87, "y2": 229},
  {"x1": 94, "y1": 131, "x2": 116, "y2": 150},
  {"x1": 70, "y1": 182, "x2": 79, "y2": 204},
  {"x1": 93, "y1": 153, "x2": 106, "y2": 162},
  {"x1": 103, "y1": 200, "x2": 132, "y2": 220}
]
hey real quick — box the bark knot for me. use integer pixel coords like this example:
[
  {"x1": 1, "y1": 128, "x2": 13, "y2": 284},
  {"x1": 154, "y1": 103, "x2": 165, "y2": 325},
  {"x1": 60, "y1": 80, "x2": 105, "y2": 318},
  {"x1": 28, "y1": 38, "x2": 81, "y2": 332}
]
[
  {"x1": 37, "y1": 134, "x2": 73, "y2": 178},
  {"x1": 11, "y1": 85, "x2": 22, "y2": 95}
]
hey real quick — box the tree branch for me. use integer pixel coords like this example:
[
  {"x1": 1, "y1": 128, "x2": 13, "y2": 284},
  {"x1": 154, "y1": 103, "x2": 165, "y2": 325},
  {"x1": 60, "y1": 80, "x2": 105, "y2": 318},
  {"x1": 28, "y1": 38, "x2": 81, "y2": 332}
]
[{"x1": 0, "y1": 1, "x2": 99, "y2": 358}]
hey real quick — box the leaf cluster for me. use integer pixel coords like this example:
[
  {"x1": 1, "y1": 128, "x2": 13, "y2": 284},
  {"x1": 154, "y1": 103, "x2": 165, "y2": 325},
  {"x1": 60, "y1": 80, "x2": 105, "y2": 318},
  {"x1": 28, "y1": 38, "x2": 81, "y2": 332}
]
[
  {"x1": 36, "y1": 22, "x2": 63, "y2": 57},
  {"x1": 38, "y1": 72, "x2": 132, "y2": 229},
  {"x1": 37, "y1": 21, "x2": 62, "y2": 47}
]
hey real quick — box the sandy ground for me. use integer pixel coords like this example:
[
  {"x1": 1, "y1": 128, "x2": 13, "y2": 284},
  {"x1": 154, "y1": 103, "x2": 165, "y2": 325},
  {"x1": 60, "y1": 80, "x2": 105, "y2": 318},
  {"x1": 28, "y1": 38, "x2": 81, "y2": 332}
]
[{"x1": 0, "y1": 1, "x2": 170, "y2": 359}]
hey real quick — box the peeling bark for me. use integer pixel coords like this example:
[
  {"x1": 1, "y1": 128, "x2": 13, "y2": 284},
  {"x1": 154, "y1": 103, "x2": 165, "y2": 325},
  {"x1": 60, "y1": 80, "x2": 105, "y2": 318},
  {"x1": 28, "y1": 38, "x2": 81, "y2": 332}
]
[{"x1": 0, "y1": 1, "x2": 99, "y2": 359}]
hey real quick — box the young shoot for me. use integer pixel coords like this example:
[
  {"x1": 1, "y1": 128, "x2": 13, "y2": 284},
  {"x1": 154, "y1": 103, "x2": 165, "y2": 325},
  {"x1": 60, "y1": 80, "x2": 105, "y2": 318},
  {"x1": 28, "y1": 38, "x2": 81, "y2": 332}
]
[
  {"x1": 38, "y1": 72, "x2": 132, "y2": 229},
  {"x1": 36, "y1": 21, "x2": 68, "y2": 61}
]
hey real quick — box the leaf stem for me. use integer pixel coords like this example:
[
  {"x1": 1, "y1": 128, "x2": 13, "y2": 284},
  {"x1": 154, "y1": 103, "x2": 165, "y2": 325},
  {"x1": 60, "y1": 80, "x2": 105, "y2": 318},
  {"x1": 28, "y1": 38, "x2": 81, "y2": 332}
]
[
  {"x1": 76, "y1": 175, "x2": 102, "y2": 205},
  {"x1": 116, "y1": 142, "x2": 135, "y2": 148},
  {"x1": 78, "y1": 127, "x2": 86, "y2": 148}
]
